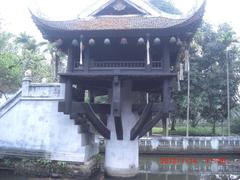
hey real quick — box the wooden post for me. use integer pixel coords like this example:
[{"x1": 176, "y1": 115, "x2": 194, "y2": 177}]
[
  {"x1": 162, "y1": 116, "x2": 168, "y2": 136},
  {"x1": 65, "y1": 79, "x2": 72, "y2": 114},
  {"x1": 163, "y1": 43, "x2": 170, "y2": 113},
  {"x1": 89, "y1": 90, "x2": 95, "y2": 104},
  {"x1": 80, "y1": 35, "x2": 83, "y2": 65},
  {"x1": 163, "y1": 43, "x2": 170, "y2": 73},
  {"x1": 146, "y1": 34, "x2": 150, "y2": 66},
  {"x1": 162, "y1": 117, "x2": 167, "y2": 135},
  {"x1": 84, "y1": 43, "x2": 89, "y2": 72},
  {"x1": 146, "y1": 92, "x2": 150, "y2": 137},
  {"x1": 67, "y1": 46, "x2": 74, "y2": 72},
  {"x1": 112, "y1": 76, "x2": 123, "y2": 140}
]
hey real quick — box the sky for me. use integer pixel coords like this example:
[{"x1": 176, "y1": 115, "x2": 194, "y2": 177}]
[{"x1": 0, "y1": 0, "x2": 239, "y2": 41}]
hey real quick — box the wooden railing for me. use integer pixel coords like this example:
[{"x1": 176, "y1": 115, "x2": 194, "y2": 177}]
[
  {"x1": 152, "y1": 61, "x2": 162, "y2": 68},
  {"x1": 90, "y1": 61, "x2": 145, "y2": 68},
  {"x1": 74, "y1": 60, "x2": 162, "y2": 69}
]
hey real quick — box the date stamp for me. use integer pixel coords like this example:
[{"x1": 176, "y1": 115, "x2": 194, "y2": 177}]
[{"x1": 160, "y1": 157, "x2": 226, "y2": 165}]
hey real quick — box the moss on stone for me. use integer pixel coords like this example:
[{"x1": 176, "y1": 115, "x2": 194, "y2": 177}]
[{"x1": 0, "y1": 156, "x2": 101, "y2": 178}]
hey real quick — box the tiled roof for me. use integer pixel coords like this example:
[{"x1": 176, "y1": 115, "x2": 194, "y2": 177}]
[
  {"x1": 31, "y1": 1, "x2": 205, "y2": 36},
  {"x1": 33, "y1": 16, "x2": 187, "y2": 31}
]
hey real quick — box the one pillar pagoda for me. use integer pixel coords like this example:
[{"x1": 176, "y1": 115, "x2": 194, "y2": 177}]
[{"x1": 31, "y1": 0, "x2": 205, "y2": 177}]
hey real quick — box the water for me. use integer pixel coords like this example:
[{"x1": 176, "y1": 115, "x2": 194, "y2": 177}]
[{"x1": 0, "y1": 154, "x2": 240, "y2": 180}]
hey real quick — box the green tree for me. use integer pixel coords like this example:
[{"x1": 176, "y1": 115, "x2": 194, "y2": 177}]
[
  {"x1": 172, "y1": 22, "x2": 240, "y2": 135},
  {"x1": 42, "y1": 41, "x2": 66, "y2": 82},
  {"x1": 0, "y1": 32, "x2": 22, "y2": 98},
  {"x1": 16, "y1": 32, "x2": 53, "y2": 82},
  {"x1": 231, "y1": 106, "x2": 240, "y2": 135},
  {"x1": 0, "y1": 31, "x2": 54, "y2": 100}
]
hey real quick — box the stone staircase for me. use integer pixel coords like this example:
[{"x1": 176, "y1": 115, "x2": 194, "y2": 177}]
[{"x1": 0, "y1": 77, "x2": 99, "y2": 163}]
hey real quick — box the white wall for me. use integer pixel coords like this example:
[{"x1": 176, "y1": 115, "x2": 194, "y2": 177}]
[{"x1": 0, "y1": 81, "x2": 98, "y2": 162}]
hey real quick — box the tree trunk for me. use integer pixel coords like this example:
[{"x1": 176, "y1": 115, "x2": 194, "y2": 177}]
[
  {"x1": 54, "y1": 55, "x2": 59, "y2": 82},
  {"x1": 171, "y1": 118, "x2": 176, "y2": 131},
  {"x1": 212, "y1": 120, "x2": 216, "y2": 135},
  {"x1": 149, "y1": 129, "x2": 152, "y2": 136},
  {"x1": 162, "y1": 117, "x2": 167, "y2": 135}
]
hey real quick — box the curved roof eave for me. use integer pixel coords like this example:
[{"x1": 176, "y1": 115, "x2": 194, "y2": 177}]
[{"x1": 30, "y1": 0, "x2": 205, "y2": 39}]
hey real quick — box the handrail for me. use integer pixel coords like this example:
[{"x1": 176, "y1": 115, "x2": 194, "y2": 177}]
[
  {"x1": 0, "y1": 89, "x2": 22, "y2": 118},
  {"x1": 89, "y1": 60, "x2": 162, "y2": 68}
]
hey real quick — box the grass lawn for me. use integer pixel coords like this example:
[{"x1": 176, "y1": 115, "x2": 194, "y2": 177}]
[{"x1": 152, "y1": 126, "x2": 228, "y2": 136}]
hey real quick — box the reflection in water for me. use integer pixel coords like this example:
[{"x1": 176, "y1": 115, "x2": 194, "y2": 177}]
[
  {"x1": 0, "y1": 155, "x2": 239, "y2": 180},
  {"x1": 138, "y1": 155, "x2": 240, "y2": 180}
]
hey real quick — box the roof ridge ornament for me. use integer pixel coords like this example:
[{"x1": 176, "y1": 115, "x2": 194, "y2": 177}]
[{"x1": 113, "y1": 0, "x2": 127, "y2": 11}]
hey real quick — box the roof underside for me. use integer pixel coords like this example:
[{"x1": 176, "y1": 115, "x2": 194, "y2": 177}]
[{"x1": 31, "y1": 0, "x2": 205, "y2": 40}]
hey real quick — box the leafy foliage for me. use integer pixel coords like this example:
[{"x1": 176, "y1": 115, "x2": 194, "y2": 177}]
[
  {"x1": 41, "y1": 41, "x2": 67, "y2": 82},
  {"x1": 172, "y1": 22, "x2": 240, "y2": 134},
  {"x1": 0, "y1": 32, "x2": 21, "y2": 96},
  {"x1": 0, "y1": 31, "x2": 56, "y2": 98},
  {"x1": 16, "y1": 32, "x2": 53, "y2": 83}
]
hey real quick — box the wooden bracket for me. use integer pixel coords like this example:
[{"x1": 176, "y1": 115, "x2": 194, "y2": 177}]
[
  {"x1": 112, "y1": 76, "x2": 123, "y2": 140},
  {"x1": 130, "y1": 103, "x2": 153, "y2": 140},
  {"x1": 138, "y1": 110, "x2": 165, "y2": 138},
  {"x1": 82, "y1": 103, "x2": 111, "y2": 139}
]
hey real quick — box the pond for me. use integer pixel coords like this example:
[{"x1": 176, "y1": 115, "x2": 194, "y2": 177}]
[{"x1": 0, "y1": 154, "x2": 239, "y2": 180}]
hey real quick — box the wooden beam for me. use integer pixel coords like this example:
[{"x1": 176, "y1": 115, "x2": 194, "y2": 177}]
[
  {"x1": 132, "y1": 103, "x2": 176, "y2": 113},
  {"x1": 138, "y1": 110, "x2": 164, "y2": 138},
  {"x1": 162, "y1": 42, "x2": 171, "y2": 113},
  {"x1": 74, "y1": 102, "x2": 111, "y2": 114},
  {"x1": 78, "y1": 122, "x2": 90, "y2": 133},
  {"x1": 130, "y1": 103, "x2": 153, "y2": 140},
  {"x1": 89, "y1": 90, "x2": 95, "y2": 104},
  {"x1": 59, "y1": 102, "x2": 111, "y2": 114},
  {"x1": 84, "y1": 43, "x2": 89, "y2": 72},
  {"x1": 59, "y1": 71, "x2": 177, "y2": 79},
  {"x1": 163, "y1": 43, "x2": 170, "y2": 72},
  {"x1": 58, "y1": 101, "x2": 65, "y2": 113},
  {"x1": 64, "y1": 79, "x2": 72, "y2": 114},
  {"x1": 112, "y1": 76, "x2": 121, "y2": 117},
  {"x1": 112, "y1": 76, "x2": 123, "y2": 140},
  {"x1": 114, "y1": 116, "x2": 123, "y2": 140},
  {"x1": 82, "y1": 103, "x2": 111, "y2": 139},
  {"x1": 67, "y1": 46, "x2": 74, "y2": 72},
  {"x1": 162, "y1": 116, "x2": 167, "y2": 136},
  {"x1": 146, "y1": 34, "x2": 150, "y2": 65},
  {"x1": 79, "y1": 36, "x2": 83, "y2": 65},
  {"x1": 70, "y1": 113, "x2": 79, "y2": 120},
  {"x1": 163, "y1": 80, "x2": 171, "y2": 113},
  {"x1": 74, "y1": 117, "x2": 87, "y2": 125},
  {"x1": 99, "y1": 114, "x2": 108, "y2": 126}
]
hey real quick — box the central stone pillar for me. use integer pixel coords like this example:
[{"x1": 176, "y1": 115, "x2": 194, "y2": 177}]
[{"x1": 105, "y1": 80, "x2": 139, "y2": 178}]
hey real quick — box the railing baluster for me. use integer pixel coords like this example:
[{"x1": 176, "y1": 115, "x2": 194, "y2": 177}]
[{"x1": 87, "y1": 60, "x2": 163, "y2": 69}]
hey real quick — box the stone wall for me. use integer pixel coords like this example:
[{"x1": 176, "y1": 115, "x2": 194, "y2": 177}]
[
  {"x1": 99, "y1": 136, "x2": 240, "y2": 154},
  {"x1": 140, "y1": 136, "x2": 240, "y2": 154},
  {"x1": 0, "y1": 78, "x2": 98, "y2": 163}
]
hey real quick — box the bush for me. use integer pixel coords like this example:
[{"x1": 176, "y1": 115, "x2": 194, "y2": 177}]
[
  {"x1": 152, "y1": 126, "x2": 223, "y2": 136},
  {"x1": 152, "y1": 127, "x2": 163, "y2": 134},
  {"x1": 231, "y1": 118, "x2": 240, "y2": 135}
]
